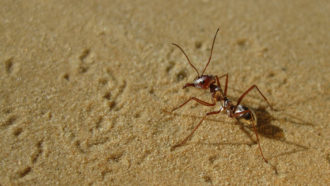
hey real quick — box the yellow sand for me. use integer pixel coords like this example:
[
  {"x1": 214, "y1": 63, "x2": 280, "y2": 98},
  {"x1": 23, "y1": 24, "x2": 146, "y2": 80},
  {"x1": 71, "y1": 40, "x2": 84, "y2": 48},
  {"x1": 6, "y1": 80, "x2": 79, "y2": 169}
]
[{"x1": 1, "y1": 0, "x2": 329, "y2": 185}]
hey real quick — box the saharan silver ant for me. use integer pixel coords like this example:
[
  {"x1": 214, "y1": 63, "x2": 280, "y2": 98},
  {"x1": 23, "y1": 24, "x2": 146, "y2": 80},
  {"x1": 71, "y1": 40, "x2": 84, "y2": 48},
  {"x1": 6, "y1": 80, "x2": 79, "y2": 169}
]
[{"x1": 171, "y1": 28, "x2": 274, "y2": 163}]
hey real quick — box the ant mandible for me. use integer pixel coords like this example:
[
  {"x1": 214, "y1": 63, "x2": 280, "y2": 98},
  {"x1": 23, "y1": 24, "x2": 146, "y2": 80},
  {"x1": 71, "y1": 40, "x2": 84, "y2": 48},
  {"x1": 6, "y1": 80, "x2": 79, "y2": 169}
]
[{"x1": 171, "y1": 28, "x2": 274, "y2": 163}]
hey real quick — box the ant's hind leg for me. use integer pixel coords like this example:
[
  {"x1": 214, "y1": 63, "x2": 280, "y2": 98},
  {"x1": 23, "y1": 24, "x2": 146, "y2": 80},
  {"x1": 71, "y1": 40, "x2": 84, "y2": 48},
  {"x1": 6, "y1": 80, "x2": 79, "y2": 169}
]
[
  {"x1": 233, "y1": 110, "x2": 268, "y2": 163},
  {"x1": 171, "y1": 110, "x2": 221, "y2": 150},
  {"x1": 234, "y1": 85, "x2": 273, "y2": 112},
  {"x1": 171, "y1": 97, "x2": 216, "y2": 112}
]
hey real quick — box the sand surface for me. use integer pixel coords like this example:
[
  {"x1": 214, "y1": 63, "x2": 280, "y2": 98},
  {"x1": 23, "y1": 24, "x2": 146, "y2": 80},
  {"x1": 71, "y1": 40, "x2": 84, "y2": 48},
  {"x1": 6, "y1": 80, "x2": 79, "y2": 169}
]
[{"x1": 1, "y1": 0, "x2": 329, "y2": 185}]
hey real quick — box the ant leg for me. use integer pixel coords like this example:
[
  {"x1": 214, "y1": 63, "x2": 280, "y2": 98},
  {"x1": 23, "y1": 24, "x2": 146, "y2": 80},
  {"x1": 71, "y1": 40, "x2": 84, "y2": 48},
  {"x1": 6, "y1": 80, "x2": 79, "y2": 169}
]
[
  {"x1": 233, "y1": 110, "x2": 268, "y2": 163},
  {"x1": 215, "y1": 76, "x2": 222, "y2": 93},
  {"x1": 216, "y1": 73, "x2": 229, "y2": 97},
  {"x1": 171, "y1": 97, "x2": 216, "y2": 112},
  {"x1": 171, "y1": 110, "x2": 221, "y2": 150},
  {"x1": 234, "y1": 85, "x2": 273, "y2": 112}
]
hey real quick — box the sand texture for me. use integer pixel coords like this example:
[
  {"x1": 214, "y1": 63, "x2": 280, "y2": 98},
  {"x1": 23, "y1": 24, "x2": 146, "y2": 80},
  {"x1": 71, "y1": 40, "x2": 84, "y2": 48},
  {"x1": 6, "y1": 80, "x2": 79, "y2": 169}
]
[{"x1": 1, "y1": 0, "x2": 329, "y2": 185}]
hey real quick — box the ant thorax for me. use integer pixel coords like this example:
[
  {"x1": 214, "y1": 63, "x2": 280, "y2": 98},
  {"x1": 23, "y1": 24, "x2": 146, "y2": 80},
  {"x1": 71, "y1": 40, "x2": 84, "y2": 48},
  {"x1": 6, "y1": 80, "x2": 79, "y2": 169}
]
[{"x1": 219, "y1": 98, "x2": 232, "y2": 116}]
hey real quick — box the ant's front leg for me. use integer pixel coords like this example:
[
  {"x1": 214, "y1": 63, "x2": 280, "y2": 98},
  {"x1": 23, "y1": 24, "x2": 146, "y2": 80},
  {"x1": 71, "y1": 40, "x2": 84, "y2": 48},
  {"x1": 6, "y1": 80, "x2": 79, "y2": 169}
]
[
  {"x1": 171, "y1": 97, "x2": 216, "y2": 112},
  {"x1": 215, "y1": 73, "x2": 229, "y2": 96},
  {"x1": 171, "y1": 110, "x2": 221, "y2": 150}
]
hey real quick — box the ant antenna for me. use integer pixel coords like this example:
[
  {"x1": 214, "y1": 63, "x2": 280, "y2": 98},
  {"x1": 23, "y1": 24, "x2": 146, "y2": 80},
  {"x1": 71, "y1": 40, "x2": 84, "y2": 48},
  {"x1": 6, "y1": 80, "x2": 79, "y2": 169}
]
[
  {"x1": 172, "y1": 43, "x2": 200, "y2": 77},
  {"x1": 201, "y1": 28, "x2": 220, "y2": 76}
]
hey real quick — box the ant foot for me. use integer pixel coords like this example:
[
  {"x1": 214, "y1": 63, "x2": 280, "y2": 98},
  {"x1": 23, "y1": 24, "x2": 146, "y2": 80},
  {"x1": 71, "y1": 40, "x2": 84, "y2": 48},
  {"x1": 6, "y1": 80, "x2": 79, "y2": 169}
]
[
  {"x1": 170, "y1": 145, "x2": 178, "y2": 151},
  {"x1": 170, "y1": 143, "x2": 183, "y2": 151},
  {"x1": 270, "y1": 106, "x2": 281, "y2": 112},
  {"x1": 171, "y1": 107, "x2": 179, "y2": 112}
]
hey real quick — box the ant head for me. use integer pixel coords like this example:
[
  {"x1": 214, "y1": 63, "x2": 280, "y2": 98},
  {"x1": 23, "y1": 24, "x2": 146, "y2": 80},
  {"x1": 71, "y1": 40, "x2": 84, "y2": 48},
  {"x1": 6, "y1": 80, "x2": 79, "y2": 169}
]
[
  {"x1": 172, "y1": 28, "x2": 220, "y2": 89},
  {"x1": 183, "y1": 75, "x2": 215, "y2": 89}
]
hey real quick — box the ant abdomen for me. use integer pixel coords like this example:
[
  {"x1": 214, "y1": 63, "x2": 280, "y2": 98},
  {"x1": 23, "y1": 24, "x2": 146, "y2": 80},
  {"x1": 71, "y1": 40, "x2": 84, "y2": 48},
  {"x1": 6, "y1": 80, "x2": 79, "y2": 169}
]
[{"x1": 235, "y1": 105, "x2": 257, "y2": 127}]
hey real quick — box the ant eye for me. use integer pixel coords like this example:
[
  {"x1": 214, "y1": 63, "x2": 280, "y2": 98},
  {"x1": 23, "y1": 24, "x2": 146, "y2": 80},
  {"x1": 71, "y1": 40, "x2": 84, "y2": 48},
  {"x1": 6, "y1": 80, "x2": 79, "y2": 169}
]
[{"x1": 201, "y1": 80, "x2": 205, "y2": 84}]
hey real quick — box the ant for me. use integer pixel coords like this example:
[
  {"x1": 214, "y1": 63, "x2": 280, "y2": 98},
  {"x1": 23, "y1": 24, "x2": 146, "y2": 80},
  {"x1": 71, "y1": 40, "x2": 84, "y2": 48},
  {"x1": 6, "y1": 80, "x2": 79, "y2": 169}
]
[{"x1": 171, "y1": 28, "x2": 274, "y2": 163}]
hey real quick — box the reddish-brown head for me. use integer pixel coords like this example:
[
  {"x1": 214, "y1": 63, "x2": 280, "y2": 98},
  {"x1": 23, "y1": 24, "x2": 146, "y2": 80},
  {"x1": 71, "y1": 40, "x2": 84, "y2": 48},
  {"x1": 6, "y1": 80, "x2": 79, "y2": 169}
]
[
  {"x1": 172, "y1": 28, "x2": 220, "y2": 90},
  {"x1": 183, "y1": 75, "x2": 215, "y2": 89}
]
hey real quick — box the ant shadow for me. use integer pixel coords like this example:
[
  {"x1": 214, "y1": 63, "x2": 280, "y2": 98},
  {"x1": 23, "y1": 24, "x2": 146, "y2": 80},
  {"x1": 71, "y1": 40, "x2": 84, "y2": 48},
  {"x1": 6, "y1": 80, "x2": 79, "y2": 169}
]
[
  {"x1": 253, "y1": 106, "x2": 311, "y2": 159},
  {"x1": 209, "y1": 106, "x2": 310, "y2": 155},
  {"x1": 163, "y1": 105, "x2": 312, "y2": 173}
]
